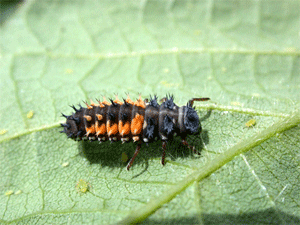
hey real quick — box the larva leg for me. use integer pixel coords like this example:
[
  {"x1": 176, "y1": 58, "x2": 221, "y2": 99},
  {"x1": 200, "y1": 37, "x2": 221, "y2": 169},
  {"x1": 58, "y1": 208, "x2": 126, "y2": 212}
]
[
  {"x1": 127, "y1": 142, "x2": 142, "y2": 170},
  {"x1": 161, "y1": 141, "x2": 167, "y2": 166},
  {"x1": 181, "y1": 139, "x2": 200, "y2": 155}
]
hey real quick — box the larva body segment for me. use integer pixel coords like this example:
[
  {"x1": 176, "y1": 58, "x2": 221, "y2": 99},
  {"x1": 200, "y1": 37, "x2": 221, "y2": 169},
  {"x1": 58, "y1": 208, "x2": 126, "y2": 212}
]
[{"x1": 61, "y1": 95, "x2": 210, "y2": 170}]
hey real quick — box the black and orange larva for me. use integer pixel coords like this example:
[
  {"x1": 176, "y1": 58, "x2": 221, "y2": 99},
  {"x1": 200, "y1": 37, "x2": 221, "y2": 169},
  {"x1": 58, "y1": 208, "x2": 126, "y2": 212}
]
[{"x1": 60, "y1": 95, "x2": 210, "y2": 170}]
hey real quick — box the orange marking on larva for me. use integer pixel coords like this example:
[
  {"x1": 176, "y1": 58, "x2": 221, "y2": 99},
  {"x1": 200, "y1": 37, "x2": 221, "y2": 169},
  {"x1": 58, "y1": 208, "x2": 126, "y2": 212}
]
[
  {"x1": 96, "y1": 122, "x2": 106, "y2": 136},
  {"x1": 96, "y1": 114, "x2": 103, "y2": 121},
  {"x1": 118, "y1": 121, "x2": 131, "y2": 137},
  {"x1": 96, "y1": 99, "x2": 105, "y2": 107},
  {"x1": 90, "y1": 99, "x2": 96, "y2": 106},
  {"x1": 85, "y1": 125, "x2": 95, "y2": 136},
  {"x1": 134, "y1": 95, "x2": 145, "y2": 108},
  {"x1": 84, "y1": 115, "x2": 92, "y2": 121},
  {"x1": 114, "y1": 95, "x2": 123, "y2": 105},
  {"x1": 84, "y1": 101, "x2": 93, "y2": 109},
  {"x1": 107, "y1": 121, "x2": 118, "y2": 136},
  {"x1": 126, "y1": 94, "x2": 134, "y2": 104},
  {"x1": 102, "y1": 97, "x2": 111, "y2": 106},
  {"x1": 133, "y1": 136, "x2": 139, "y2": 142},
  {"x1": 131, "y1": 113, "x2": 144, "y2": 135}
]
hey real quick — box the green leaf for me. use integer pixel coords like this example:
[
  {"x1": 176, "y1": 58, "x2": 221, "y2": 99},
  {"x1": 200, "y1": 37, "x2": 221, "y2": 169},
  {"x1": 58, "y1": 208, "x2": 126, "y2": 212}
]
[{"x1": 1, "y1": 0, "x2": 300, "y2": 224}]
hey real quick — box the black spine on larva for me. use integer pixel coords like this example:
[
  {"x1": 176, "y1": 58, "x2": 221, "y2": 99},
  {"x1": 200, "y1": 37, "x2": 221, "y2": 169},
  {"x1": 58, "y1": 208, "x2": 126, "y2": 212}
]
[
  {"x1": 149, "y1": 95, "x2": 159, "y2": 108},
  {"x1": 143, "y1": 96, "x2": 160, "y2": 142},
  {"x1": 107, "y1": 100, "x2": 120, "y2": 123},
  {"x1": 163, "y1": 114, "x2": 175, "y2": 138},
  {"x1": 107, "y1": 101, "x2": 120, "y2": 140},
  {"x1": 144, "y1": 117, "x2": 156, "y2": 140},
  {"x1": 158, "y1": 96, "x2": 179, "y2": 140},
  {"x1": 119, "y1": 100, "x2": 132, "y2": 123},
  {"x1": 184, "y1": 104, "x2": 200, "y2": 134},
  {"x1": 163, "y1": 95, "x2": 175, "y2": 110}
]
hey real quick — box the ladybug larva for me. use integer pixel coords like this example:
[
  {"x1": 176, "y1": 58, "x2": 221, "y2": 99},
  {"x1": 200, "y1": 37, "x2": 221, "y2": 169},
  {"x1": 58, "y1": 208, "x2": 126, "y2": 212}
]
[{"x1": 60, "y1": 95, "x2": 210, "y2": 170}]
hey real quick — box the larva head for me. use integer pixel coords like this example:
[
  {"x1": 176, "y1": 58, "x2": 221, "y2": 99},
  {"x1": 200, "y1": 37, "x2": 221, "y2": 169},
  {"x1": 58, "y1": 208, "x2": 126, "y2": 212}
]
[
  {"x1": 60, "y1": 117, "x2": 77, "y2": 139},
  {"x1": 184, "y1": 105, "x2": 201, "y2": 135},
  {"x1": 60, "y1": 105, "x2": 85, "y2": 139}
]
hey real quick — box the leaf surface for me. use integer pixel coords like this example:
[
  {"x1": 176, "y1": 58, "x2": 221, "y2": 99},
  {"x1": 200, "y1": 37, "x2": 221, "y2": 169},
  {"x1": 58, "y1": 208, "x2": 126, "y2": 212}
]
[{"x1": 0, "y1": 0, "x2": 300, "y2": 224}]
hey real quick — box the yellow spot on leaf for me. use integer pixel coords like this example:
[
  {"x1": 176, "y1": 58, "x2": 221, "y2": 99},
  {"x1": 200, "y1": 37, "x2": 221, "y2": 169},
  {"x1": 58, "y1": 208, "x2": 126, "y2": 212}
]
[
  {"x1": 160, "y1": 81, "x2": 179, "y2": 88},
  {"x1": 62, "y1": 162, "x2": 69, "y2": 167},
  {"x1": 163, "y1": 68, "x2": 169, "y2": 73},
  {"x1": 27, "y1": 110, "x2": 34, "y2": 119},
  {"x1": 5, "y1": 190, "x2": 14, "y2": 196},
  {"x1": 245, "y1": 119, "x2": 256, "y2": 128},
  {"x1": 15, "y1": 190, "x2": 22, "y2": 195},
  {"x1": 285, "y1": 47, "x2": 296, "y2": 52},
  {"x1": 76, "y1": 179, "x2": 90, "y2": 193},
  {"x1": 0, "y1": 129, "x2": 7, "y2": 135},
  {"x1": 65, "y1": 68, "x2": 73, "y2": 74},
  {"x1": 194, "y1": 29, "x2": 201, "y2": 35},
  {"x1": 231, "y1": 102, "x2": 243, "y2": 106}
]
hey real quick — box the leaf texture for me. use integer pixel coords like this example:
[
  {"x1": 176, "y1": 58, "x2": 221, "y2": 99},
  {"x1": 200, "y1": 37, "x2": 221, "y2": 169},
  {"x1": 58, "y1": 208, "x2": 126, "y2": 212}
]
[{"x1": 0, "y1": 0, "x2": 300, "y2": 224}]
